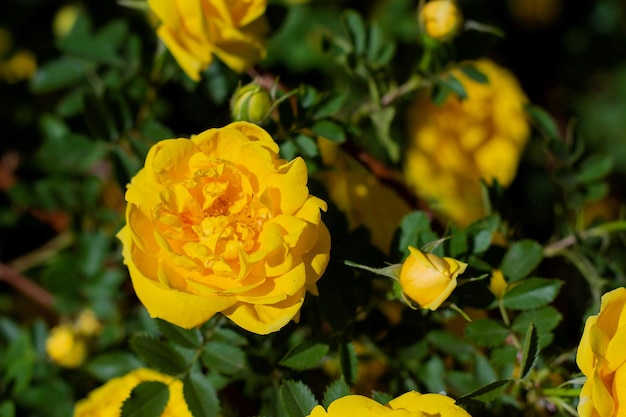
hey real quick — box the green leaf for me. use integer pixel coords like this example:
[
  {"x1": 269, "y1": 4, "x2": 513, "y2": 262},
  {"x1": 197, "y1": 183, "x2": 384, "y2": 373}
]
[
  {"x1": 500, "y1": 240, "x2": 544, "y2": 281},
  {"x1": 201, "y1": 342, "x2": 246, "y2": 374},
  {"x1": 130, "y1": 334, "x2": 187, "y2": 376},
  {"x1": 512, "y1": 306, "x2": 562, "y2": 348},
  {"x1": 439, "y1": 74, "x2": 467, "y2": 100},
  {"x1": 458, "y1": 379, "x2": 512, "y2": 405},
  {"x1": 526, "y1": 105, "x2": 559, "y2": 138},
  {"x1": 212, "y1": 327, "x2": 247, "y2": 346},
  {"x1": 576, "y1": 154, "x2": 613, "y2": 183},
  {"x1": 31, "y1": 57, "x2": 93, "y2": 93},
  {"x1": 0, "y1": 400, "x2": 15, "y2": 417},
  {"x1": 502, "y1": 278, "x2": 562, "y2": 310},
  {"x1": 322, "y1": 379, "x2": 351, "y2": 408},
  {"x1": 459, "y1": 65, "x2": 489, "y2": 84},
  {"x1": 339, "y1": 341, "x2": 358, "y2": 386},
  {"x1": 342, "y1": 10, "x2": 367, "y2": 55},
  {"x1": 280, "y1": 342, "x2": 330, "y2": 371},
  {"x1": 464, "y1": 319, "x2": 510, "y2": 348},
  {"x1": 183, "y1": 372, "x2": 220, "y2": 417},
  {"x1": 311, "y1": 120, "x2": 346, "y2": 143},
  {"x1": 398, "y1": 211, "x2": 432, "y2": 257},
  {"x1": 312, "y1": 91, "x2": 348, "y2": 119},
  {"x1": 294, "y1": 134, "x2": 319, "y2": 158},
  {"x1": 86, "y1": 351, "x2": 144, "y2": 382},
  {"x1": 156, "y1": 319, "x2": 202, "y2": 349},
  {"x1": 371, "y1": 391, "x2": 394, "y2": 405},
  {"x1": 519, "y1": 322, "x2": 539, "y2": 380},
  {"x1": 121, "y1": 381, "x2": 169, "y2": 417},
  {"x1": 427, "y1": 330, "x2": 474, "y2": 361},
  {"x1": 280, "y1": 380, "x2": 319, "y2": 417}
]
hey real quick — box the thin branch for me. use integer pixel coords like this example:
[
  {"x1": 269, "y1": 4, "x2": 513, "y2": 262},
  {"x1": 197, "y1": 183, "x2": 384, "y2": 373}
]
[{"x1": 0, "y1": 262, "x2": 55, "y2": 309}]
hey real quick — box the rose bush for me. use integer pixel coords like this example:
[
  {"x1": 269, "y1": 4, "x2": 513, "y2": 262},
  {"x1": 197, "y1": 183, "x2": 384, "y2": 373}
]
[
  {"x1": 148, "y1": 0, "x2": 268, "y2": 81},
  {"x1": 399, "y1": 246, "x2": 467, "y2": 310},
  {"x1": 404, "y1": 58, "x2": 530, "y2": 227},
  {"x1": 73, "y1": 368, "x2": 191, "y2": 417},
  {"x1": 307, "y1": 391, "x2": 471, "y2": 417},
  {"x1": 117, "y1": 121, "x2": 330, "y2": 334},
  {"x1": 576, "y1": 287, "x2": 626, "y2": 417}
]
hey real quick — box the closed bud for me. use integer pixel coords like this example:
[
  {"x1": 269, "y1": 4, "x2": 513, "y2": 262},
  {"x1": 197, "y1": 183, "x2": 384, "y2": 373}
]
[
  {"x1": 419, "y1": 0, "x2": 463, "y2": 43},
  {"x1": 74, "y1": 309, "x2": 102, "y2": 337},
  {"x1": 399, "y1": 246, "x2": 467, "y2": 310},
  {"x1": 230, "y1": 82, "x2": 272, "y2": 124}
]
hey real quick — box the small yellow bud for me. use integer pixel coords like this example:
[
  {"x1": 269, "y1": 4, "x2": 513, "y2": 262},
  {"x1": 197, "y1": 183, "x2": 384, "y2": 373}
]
[
  {"x1": 399, "y1": 246, "x2": 467, "y2": 310},
  {"x1": 230, "y1": 82, "x2": 272, "y2": 124},
  {"x1": 74, "y1": 309, "x2": 102, "y2": 337},
  {"x1": 46, "y1": 325, "x2": 86, "y2": 368},
  {"x1": 419, "y1": 0, "x2": 463, "y2": 42},
  {"x1": 489, "y1": 269, "x2": 507, "y2": 299}
]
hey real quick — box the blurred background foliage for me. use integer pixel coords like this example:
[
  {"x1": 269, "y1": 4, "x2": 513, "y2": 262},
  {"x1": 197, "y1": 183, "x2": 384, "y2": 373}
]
[{"x1": 1, "y1": 0, "x2": 626, "y2": 416}]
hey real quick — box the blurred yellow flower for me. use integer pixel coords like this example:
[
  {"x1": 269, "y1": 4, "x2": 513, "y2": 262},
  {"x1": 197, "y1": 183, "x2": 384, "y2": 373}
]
[
  {"x1": 404, "y1": 58, "x2": 530, "y2": 228},
  {"x1": 74, "y1": 309, "x2": 102, "y2": 337},
  {"x1": 0, "y1": 27, "x2": 36, "y2": 83},
  {"x1": 317, "y1": 138, "x2": 411, "y2": 253},
  {"x1": 46, "y1": 324, "x2": 86, "y2": 368},
  {"x1": 53, "y1": 4, "x2": 80, "y2": 38},
  {"x1": 73, "y1": 368, "x2": 192, "y2": 417},
  {"x1": 148, "y1": 0, "x2": 268, "y2": 81},
  {"x1": 419, "y1": 0, "x2": 463, "y2": 42},
  {"x1": 117, "y1": 122, "x2": 330, "y2": 334},
  {"x1": 399, "y1": 246, "x2": 467, "y2": 310},
  {"x1": 577, "y1": 287, "x2": 626, "y2": 417},
  {"x1": 308, "y1": 391, "x2": 471, "y2": 416}
]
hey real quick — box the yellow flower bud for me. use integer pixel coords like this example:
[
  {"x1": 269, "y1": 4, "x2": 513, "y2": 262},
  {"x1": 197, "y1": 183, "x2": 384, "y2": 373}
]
[
  {"x1": 230, "y1": 83, "x2": 272, "y2": 124},
  {"x1": 46, "y1": 324, "x2": 86, "y2": 368},
  {"x1": 489, "y1": 269, "x2": 507, "y2": 299},
  {"x1": 399, "y1": 246, "x2": 467, "y2": 310},
  {"x1": 74, "y1": 309, "x2": 102, "y2": 337},
  {"x1": 419, "y1": 0, "x2": 463, "y2": 42}
]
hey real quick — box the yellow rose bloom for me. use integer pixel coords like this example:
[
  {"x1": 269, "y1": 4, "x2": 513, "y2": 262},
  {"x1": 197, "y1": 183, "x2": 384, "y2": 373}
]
[
  {"x1": 316, "y1": 138, "x2": 411, "y2": 253},
  {"x1": 404, "y1": 58, "x2": 530, "y2": 228},
  {"x1": 399, "y1": 246, "x2": 467, "y2": 310},
  {"x1": 117, "y1": 121, "x2": 330, "y2": 334},
  {"x1": 419, "y1": 0, "x2": 463, "y2": 42},
  {"x1": 148, "y1": 0, "x2": 268, "y2": 81},
  {"x1": 308, "y1": 391, "x2": 471, "y2": 416},
  {"x1": 576, "y1": 287, "x2": 626, "y2": 417},
  {"x1": 73, "y1": 368, "x2": 192, "y2": 417},
  {"x1": 46, "y1": 324, "x2": 86, "y2": 368}
]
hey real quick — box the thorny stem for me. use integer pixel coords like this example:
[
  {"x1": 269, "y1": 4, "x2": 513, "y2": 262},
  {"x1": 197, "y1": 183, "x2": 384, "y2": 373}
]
[{"x1": 543, "y1": 220, "x2": 626, "y2": 257}]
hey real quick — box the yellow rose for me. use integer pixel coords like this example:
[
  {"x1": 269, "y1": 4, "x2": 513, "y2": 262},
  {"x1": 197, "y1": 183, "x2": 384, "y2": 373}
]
[
  {"x1": 148, "y1": 0, "x2": 268, "y2": 81},
  {"x1": 117, "y1": 121, "x2": 330, "y2": 335},
  {"x1": 576, "y1": 287, "x2": 626, "y2": 417},
  {"x1": 316, "y1": 138, "x2": 411, "y2": 253},
  {"x1": 489, "y1": 269, "x2": 507, "y2": 299},
  {"x1": 404, "y1": 58, "x2": 530, "y2": 228},
  {"x1": 308, "y1": 391, "x2": 471, "y2": 417},
  {"x1": 419, "y1": 0, "x2": 463, "y2": 42},
  {"x1": 399, "y1": 246, "x2": 467, "y2": 310},
  {"x1": 73, "y1": 368, "x2": 191, "y2": 417},
  {"x1": 46, "y1": 324, "x2": 86, "y2": 368}
]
